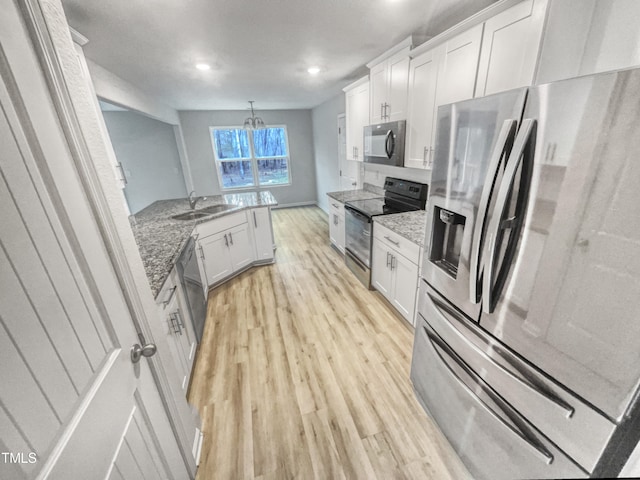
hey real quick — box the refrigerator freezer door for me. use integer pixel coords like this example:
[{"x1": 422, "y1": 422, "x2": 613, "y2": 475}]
[
  {"x1": 422, "y1": 88, "x2": 527, "y2": 321},
  {"x1": 410, "y1": 309, "x2": 588, "y2": 480},
  {"x1": 417, "y1": 282, "x2": 615, "y2": 472},
  {"x1": 479, "y1": 68, "x2": 640, "y2": 421}
]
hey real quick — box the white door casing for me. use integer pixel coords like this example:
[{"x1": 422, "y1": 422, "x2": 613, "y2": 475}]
[{"x1": 0, "y1": 1, "x2": 195, "y2": 479}]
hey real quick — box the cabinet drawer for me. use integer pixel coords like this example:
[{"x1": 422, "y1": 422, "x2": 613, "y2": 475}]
[
  {"x1": 328, "y1": 198, "x2": 344, "y2": 217},
  {"x1": 195, "y1": 211, "x2": 247, "y2": 239},
  {"x1": 373, "y1": 222, "x2": 420, "y2": 262}
]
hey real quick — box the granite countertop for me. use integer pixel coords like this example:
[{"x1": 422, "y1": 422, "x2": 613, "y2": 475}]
[
  {"x1": 374, "y1": 210, "x2": 428, "y2": 247},
  {"x1": 326, "y1": 189, "x2": 382, "y2": 203},
  {"x1": 130, "y1": 191, "x2": 278, "y2": 298}
]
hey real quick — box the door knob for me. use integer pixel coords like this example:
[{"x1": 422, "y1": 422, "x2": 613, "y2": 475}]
[{"x1": 131, "y1": 342, "x2": 157, "y2": 363}]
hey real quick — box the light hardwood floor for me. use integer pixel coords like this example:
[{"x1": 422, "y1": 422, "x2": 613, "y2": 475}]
[{"x1": 188, "y1": 206, "x2": 470, "y2": 480}]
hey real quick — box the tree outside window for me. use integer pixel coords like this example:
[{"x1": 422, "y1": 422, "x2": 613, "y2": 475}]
[{"x1": 210, "y1": 126, "x2": 291, "y2": 189}]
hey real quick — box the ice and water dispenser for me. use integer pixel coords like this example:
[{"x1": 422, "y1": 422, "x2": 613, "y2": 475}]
[{"x1": 430, "y1": 207, "x2": 466, "y2": 279}]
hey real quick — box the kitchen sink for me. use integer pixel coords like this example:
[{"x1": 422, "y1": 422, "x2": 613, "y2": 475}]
[
  {"x1": 171, "y1": 211, "x2": 209, "y2": 220},
  {"x1": 197, "y1": 204, "x2": 236, "y2": 214},
  {"x1": 170, "y1": 204, "x2": 236, "y2": 221}
]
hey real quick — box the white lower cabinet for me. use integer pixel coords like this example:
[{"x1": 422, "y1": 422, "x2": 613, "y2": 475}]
[
  {"x1": 156, "y1": 268, "x2": 197, "y2": 392},
  {"x1": 250, "y1": 207, "x2": 275, "y2": 262},
  {"x1": 328, "y1": 197, "x2": 346, "y2": 253},
  {"x1": 198, "y1": 222, "x2": 254, "y2": 287},
  {"x1": 372, "y1": 222, "x2": 420, "y2": 325}
]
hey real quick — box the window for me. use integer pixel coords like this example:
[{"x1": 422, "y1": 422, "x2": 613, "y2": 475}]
[{"x1": 210, "y1": 126, "x2": 291, "y2": 189}]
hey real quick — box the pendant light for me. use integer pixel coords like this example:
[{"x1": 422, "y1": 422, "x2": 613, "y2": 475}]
[{"x1": 243, "y1": 101, "x2": 265, "y2": 130}]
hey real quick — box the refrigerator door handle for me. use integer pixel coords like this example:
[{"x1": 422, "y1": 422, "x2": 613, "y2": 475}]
[
  {"x1": 424, "y1": 325, "x2": 554, "y2": 465},
  {"x1": 427, "y1": 291, "x2": 575, "y2": 418},
  {"x1": 469, "y1": 119, "x2": 518, "y2": 304},
  {"x1": 483, "y1": 118, "x2": 536, "y2": 314}
]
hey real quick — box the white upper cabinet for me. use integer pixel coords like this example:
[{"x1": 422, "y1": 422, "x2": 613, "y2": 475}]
[
  {"x1": 404, "y1": 25, "x2": 482, "y2": 170},
  {"x1": 368, "y1": 43, "x2": 411, "y2": 124},
  {"x1": 475, "y1": 0, "x2": 548, "y2": 97},
  {"x1": 435, "y1": 24, "x2": 484, "y2": 107},
  {"x1": 537, "y1": 0, "x2": 640, "y2": 84},
  {"x1": 344, "y1": 77, "x2": 370, "y2": 161},
  {"x1": 405, "y1": 49, "x2": 439, "y2": 170}
]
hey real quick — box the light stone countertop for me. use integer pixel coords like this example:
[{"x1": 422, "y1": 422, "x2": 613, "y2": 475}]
[
  {"x1": 130, "y1": 191, "x2": 278, "y2": 298},
  {"x1": 374, "y1": 210, "x2": 428, "y2": 247},
  {"x1": 326, "y1": 189, "x2": 382, "y2": 203}
]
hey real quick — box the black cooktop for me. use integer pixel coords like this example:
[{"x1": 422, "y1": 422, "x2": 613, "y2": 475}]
[
  {"x1": 345, "y1": 197, "x2": 416, "y2": 218},
  {"x1": 344, "y1": 177, "x2": 429, "y2": 219}
]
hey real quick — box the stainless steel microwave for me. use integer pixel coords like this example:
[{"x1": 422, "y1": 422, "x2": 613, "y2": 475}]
[{"x1": 363, "y1": 120, "x2": 406, "y2": 167}]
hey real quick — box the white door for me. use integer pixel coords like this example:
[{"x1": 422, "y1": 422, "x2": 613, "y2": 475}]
[
  {"x1": 200, "y1": 233, "x2": 234, "y2": 285},
  {"x1": 371, "y1": 241, "x2": 392, "y2": 298},
  {"x1": 338, "y1": 115, "x2": 358, "y2": 190},
  {"x1": 0, "y1": 3, "x2": 189, "y2": 479},
  {"x1": 475, "y1": 0, "x2": 548, "y2": 96},
  {"x1": 369, "y1": 62, "x2": 387, "y2": 124},
  {"x1": 251, "y1": 207, "x2": 275, "y2": 261},
  {"x1": 405, "y1": 49, "x2": 439, "y2": 170},
  {"x1": 391, "y1": 252, "x2": 419, "y2": 324},
  {"x1": 435, "y1": 23, "x2": 484, "y2": 107},
  {"x1": 387, "y1": 54, "x2": 410, "y2": 122},
  {"x1": 228, "y1": 223, "x2": 254, "y2": 271}
]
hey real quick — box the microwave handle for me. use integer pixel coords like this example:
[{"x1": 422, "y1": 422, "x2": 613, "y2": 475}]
[{"x1": 384, "y1": 130, "x2": 394, "y2": 159}]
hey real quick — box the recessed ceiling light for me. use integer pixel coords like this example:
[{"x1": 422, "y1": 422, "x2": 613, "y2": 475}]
[
  {"x1": 307, "y1": 66, "x2": 321, "y2": 75},
  {"x1": 196, "y1": 63, "x2": 211, "y2": 71}
]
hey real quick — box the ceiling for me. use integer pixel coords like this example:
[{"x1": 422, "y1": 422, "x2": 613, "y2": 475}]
[{"x1": 61, "y1": 0, "x2": 497, "y2": 111}]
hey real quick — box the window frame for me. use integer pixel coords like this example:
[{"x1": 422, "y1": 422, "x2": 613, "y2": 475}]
[{"x1": 209, "y1": 125, "x2": 292, "y2": 191}]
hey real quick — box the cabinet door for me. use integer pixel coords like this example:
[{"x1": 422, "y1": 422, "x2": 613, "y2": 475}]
[
  {"x1": 371, "y1": 240, "x2": 393, "y2": 299},
  {"x1": 405, "y1": 49, "x2": 439, "y2": 169},
  {"x1": 476, "y1": 0, "x2": 548, "y2": 97},
  {"x1": 161, "y1": 291, "x2": 191, "y2": 393},
  {"x1": 435, "y1": 24, "x2": 483, "y2": 107},
  {"x1": 390, "y1": 252, "x2": 419, "y2": 324},
  {"x1": 329, "y1": 212, "x2": 346, "y2": 253},
  {"x1": 199, "y1": 233, "x2": 233, "y2": 286},
  {"x1": 251, "y1": 207, "x2": 274, "y2": 261},
  {"x1": 387, "y1": 54, "x2": 410, "y2": 122},
  {"x1": 345, "y1": 80, "x2": 369, "y2": 161},
  {"x1": 228, "y1": 223, "x2": 254, "y2": 272},
  {"x1": 369, "y1": 62, "x2": 387, "y2": 124}
]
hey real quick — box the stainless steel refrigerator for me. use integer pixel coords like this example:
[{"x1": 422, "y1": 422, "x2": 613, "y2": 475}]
[{"x1": 411, "y1": 68, "x2": 640, "y2": 479}]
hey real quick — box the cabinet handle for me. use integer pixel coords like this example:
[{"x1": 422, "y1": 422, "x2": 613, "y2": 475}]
[
  {"x1": 423, "y1": 146, "x2": 428, "y2": 166},
  {"x1": 116, "y1": 161, "x2": 128, "y2": 185},
  {"x1": 253, "y1": 211, "x2": 258, "y2": 227},
  {"x1": 169, "y1": 311, "x2": 182, "y2": 335},
  {"x1": 380, "y1": 103, "x2": 384, "y2": 120},
  {"x1": 384, "y1": 103, "x2": 390, "y2": 120},
  {"x1": 162, "y1": 285, "x2": 177, "y2": 307},
  {"x1": 384, "y1": 235, "x2": 400, "y2": 246},
  {"x1": 229, "y1": 232, "x2": 233, "y2": 245},
  {"x1": 224, "y1": 233, "x2": 229, "y2": 247},
  {"x1": 391, "y1": 255, "x2": 396, "y2": 271},
  {"x1": 428, "y1": 147, "x2": 434, "y2": 168},
  {"x1": 386, "y1": 251, "x2": 391, "y2": 268},
  {"x1": 198, "y1": 243, "x2": 205, "y2": 260}
]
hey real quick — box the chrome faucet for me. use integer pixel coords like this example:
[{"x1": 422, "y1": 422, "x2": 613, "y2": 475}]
[{"x1": 188, "y1": 190, "x2": 202, "y2": 210}]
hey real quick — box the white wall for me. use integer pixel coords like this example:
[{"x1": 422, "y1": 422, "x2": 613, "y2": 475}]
[
  {"x1": 311, "y1": 94, "x2": 345, "y2": 212},
  {"x1": 178, "y1": 109, "x2": 317, "y2": 206},
  {"x1": 102, "y1": 111, "x2": 188, "y2": 213}
]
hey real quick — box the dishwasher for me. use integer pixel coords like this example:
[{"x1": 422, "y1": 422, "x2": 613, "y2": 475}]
[{"x1": 176, "y1": 236, "x2": 207, "y2": 343}]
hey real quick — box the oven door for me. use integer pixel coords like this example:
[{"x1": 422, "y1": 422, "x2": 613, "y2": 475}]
[{"x1": 345, "y1": 206, "x2": 372, "y2": 267}]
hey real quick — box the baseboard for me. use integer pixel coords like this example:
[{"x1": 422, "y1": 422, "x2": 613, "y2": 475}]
[{"x1": 271, "y1": 201, "x2": 318, "y2": 209}]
